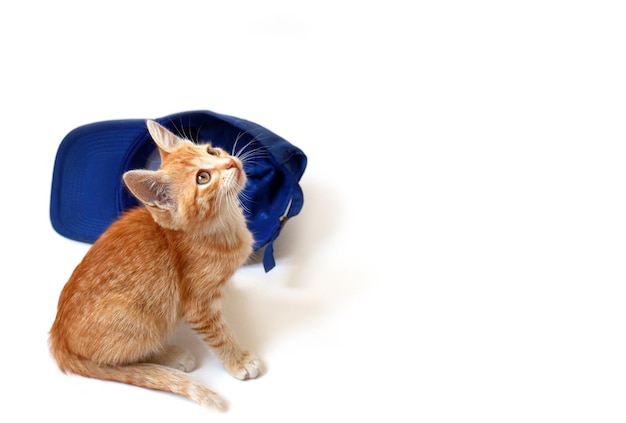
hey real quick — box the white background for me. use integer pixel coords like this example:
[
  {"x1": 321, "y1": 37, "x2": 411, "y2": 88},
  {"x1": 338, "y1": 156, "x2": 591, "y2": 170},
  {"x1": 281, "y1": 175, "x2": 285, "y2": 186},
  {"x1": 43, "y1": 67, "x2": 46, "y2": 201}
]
[{"x1": 2, "y1": 1, "x2": 625, "y2": 422}]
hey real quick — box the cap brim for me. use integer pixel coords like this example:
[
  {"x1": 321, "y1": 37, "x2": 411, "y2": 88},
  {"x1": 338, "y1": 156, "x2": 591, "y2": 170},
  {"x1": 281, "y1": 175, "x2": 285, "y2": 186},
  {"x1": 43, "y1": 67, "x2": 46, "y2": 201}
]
[{"x1": 50, "y1": 120, "x2": 147, "y2": 243}]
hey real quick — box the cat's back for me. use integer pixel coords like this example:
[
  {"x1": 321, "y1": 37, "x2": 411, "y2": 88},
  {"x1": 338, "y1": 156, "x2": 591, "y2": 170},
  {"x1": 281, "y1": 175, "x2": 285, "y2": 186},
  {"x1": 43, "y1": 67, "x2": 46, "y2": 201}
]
[
  {"x1": 55, "y1": 207, "x2": 177, "y2": 306},
  {"x1": 80, "y1": 207, "x2": 172, "y2": 273},
  {"x1": 49, "y1": 207, "x2": 181, "y2": 365}
]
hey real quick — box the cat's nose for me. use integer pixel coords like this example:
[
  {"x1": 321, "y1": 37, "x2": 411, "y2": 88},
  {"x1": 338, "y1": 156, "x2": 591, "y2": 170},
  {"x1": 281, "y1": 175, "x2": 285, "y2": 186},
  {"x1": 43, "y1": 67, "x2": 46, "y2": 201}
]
[{"x1": 225, "y1": 158, "x2": 237, "y2": 169}]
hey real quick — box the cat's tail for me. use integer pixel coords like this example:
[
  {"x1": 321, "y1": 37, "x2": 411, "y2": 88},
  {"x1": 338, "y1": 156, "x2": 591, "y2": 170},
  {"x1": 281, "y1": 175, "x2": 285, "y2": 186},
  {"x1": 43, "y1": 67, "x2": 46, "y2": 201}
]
[{"x1": 49, "y1": 342, "x2": 225, "y2": 410}]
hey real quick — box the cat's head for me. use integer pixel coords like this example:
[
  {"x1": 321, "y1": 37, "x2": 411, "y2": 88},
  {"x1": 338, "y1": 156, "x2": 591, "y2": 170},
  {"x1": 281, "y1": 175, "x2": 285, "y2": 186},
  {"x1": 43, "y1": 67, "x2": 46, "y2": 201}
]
[{"x1": 122, "y1": 120, "x2": 248, "y2": 232}]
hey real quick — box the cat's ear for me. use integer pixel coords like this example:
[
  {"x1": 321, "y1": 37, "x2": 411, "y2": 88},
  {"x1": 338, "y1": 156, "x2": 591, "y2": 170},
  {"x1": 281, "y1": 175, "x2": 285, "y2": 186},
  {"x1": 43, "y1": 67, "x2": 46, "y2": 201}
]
[
  {"x1": 123, "y1": 169, "x2": 176, "y2": 210},
  {"x1": 146, "y1": 120, "x2": 187, "y2": 152}
]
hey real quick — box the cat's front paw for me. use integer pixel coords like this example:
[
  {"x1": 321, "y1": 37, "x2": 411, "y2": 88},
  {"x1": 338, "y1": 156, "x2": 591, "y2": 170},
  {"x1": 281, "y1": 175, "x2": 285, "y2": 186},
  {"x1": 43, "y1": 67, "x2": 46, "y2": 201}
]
[{"x1": 229, "y1": 354, "x2": 262, "y2": 380}]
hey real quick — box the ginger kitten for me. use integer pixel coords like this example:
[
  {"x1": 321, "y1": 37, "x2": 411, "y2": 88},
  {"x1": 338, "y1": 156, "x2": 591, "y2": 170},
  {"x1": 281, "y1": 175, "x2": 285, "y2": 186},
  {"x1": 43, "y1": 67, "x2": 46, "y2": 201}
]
[{"x1": 49, "y1": 120, "x2": 261, "y2": 410}]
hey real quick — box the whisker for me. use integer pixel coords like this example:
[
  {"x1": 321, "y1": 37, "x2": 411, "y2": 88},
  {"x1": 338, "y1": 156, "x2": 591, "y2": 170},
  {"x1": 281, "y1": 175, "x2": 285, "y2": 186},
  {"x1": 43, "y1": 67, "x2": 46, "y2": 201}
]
[
  {"x1": 231, "y1": 131, "x2": 246, "y2": 156},
  {"x1": 181, "y1": 115, "x2": 191, "y2": 141},
  {"x1": 165, "y1": 118, "x2": 186, "y2": 141},
  {"x1": 238, "y1": 191, "x2": 254, "y2": 214},
  {"x1": 194, "y1": 123, "x2": 203, "y2": 144},
  {"x1": 239, "y1": 145, "x2": 270, "y2": 163},
  {"x1": 235, "y1": 134, "x2": 264, "y2": 158},
  {"x1": 217, "y1": 192, "x2": 243, "y2": 232}
]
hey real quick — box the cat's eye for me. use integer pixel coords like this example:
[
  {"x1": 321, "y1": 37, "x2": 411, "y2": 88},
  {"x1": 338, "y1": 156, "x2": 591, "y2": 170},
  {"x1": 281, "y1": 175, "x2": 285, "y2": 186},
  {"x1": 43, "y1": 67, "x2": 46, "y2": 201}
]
[
  {"x1": 207, "y1": 146, "x2": 220, "y2": 156},
  {"x1": 196, "y1": 170, "x2": 211, "y2": 185}
]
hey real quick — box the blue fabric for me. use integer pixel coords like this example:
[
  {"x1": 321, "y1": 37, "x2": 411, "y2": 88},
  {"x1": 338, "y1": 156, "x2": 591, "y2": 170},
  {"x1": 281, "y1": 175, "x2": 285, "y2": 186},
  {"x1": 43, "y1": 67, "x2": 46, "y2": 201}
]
[{"x1": 50, "y1": 110, "x2": 307, "y2": 272}]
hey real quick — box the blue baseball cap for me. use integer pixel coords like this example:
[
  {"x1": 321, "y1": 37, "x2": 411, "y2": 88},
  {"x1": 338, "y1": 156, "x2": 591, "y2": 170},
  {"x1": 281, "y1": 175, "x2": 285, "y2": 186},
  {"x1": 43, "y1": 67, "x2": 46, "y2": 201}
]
[{"x1": 50, "y1": 110, "x2": 307, "y2": 272}]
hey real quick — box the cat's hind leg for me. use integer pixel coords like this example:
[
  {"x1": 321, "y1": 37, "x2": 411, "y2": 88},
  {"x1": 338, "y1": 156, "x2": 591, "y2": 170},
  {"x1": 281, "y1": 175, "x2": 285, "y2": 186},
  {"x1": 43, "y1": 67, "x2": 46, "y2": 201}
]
[{"x1": 145, "y1": 345, "x2": 196, "y2": 372}]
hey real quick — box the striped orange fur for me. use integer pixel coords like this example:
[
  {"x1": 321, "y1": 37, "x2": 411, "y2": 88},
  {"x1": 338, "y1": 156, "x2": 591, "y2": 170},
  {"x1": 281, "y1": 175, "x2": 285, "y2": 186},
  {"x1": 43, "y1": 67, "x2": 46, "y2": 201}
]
[{"x1": 48, "y1": 120, "x2": 261, "y2": 410}]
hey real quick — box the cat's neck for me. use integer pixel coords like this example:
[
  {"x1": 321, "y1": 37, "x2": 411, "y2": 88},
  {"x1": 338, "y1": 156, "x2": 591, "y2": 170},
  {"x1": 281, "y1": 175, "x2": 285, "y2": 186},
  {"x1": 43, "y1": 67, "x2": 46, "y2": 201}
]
[
  {"x1": 158, "y1": 206, "x2": 253, "y2": 258},
  {"x1": 185, "y1": 212, "x2": 252, "y2": 247},
  {"x1": 164, "y1": 213, "x2": 254, "y2": 285}
]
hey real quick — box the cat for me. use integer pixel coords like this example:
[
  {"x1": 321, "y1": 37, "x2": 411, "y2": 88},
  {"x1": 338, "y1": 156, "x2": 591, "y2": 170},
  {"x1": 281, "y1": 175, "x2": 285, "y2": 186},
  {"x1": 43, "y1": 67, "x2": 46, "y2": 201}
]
[{"x1": 48, "y1": 119, "x2": 262, "y2": 410}]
